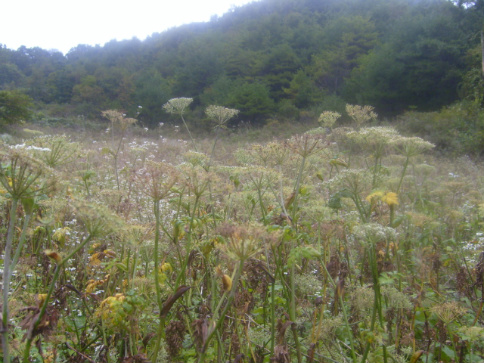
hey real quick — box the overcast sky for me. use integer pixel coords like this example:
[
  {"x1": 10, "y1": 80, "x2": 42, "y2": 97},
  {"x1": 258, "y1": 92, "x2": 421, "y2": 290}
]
[{"x1": 1, "y1": 0, "x2": 259, "y2": 55}]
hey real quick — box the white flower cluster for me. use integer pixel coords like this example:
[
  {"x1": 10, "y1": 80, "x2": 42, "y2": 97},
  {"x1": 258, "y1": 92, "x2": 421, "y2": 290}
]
[
  {"x1": 11, "y1": 143, "x2": 51, "y2": 152},
  {"x1": 324, "y1": 168, "x2": 372, "y2": 194},
  {"x1": 381, "y1": 286, "x2": 412, "y2": 309},
  {"x1": 162, "y1": 97, "x2": 193, "y2": 114},
  {"x1": 390, "y1": 136, "x2": 434, "y2": 157},
  {"x1": 462, "y1": 232, "x2": 484, "y2": 263},
  {"x1": 353, "y1": 222, "x2": 397, "y2": 242},
  {"x1": 346, "y1": 127, "x2": 400, "y2": 149},
  {"x1": 205, "y1": 105, "x2": 239, "y2": 127}
]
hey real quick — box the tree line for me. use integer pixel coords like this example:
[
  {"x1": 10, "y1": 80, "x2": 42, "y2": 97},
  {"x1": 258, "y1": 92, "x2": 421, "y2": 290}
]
[{"x1": 0, "y1": 0, "x2": 483, "y2": 127}]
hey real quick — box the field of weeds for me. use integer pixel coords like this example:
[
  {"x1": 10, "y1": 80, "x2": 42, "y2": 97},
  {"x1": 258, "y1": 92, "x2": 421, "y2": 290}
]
[{"x1": 1, "y1": 105, "x2": 484, "y2": 363}]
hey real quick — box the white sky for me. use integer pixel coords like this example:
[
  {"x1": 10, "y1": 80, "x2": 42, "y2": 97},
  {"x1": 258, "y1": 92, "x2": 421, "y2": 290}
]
[{"x1": 0, "y1": 0, "x2": 258, "y2": 55}]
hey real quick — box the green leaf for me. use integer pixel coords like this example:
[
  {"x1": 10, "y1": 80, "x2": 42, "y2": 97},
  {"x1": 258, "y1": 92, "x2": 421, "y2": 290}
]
[{"x1": 287, "y1": 245, "x2": 321, "y2": 267}]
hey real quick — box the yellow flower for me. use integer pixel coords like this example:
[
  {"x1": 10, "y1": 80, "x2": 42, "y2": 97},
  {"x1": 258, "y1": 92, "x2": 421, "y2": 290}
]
[
  {"x1": 89, "y1": 252, "x2": 102, "y2": 266},
  {"x1": 85, "y1": 280, "x2": 102, "y2": 293},
  {"x1": 366, "y1": 191, "x2": 384, "y2": 203},
  {"x1": 382, "y1": 192, "x2": 399, "y2": 206},
  {"x1": 85, "y1": 275, "x2": 109, "y2": 293},
  {"x1": 222, "y1": 274, "x2": 232, "y2": 292},
  {"x1": 161, "y1": 262, "x2": 173, "y2": 273},
  {"x1": 96, "y1": 293, "x2": 127, "y2": 322}
]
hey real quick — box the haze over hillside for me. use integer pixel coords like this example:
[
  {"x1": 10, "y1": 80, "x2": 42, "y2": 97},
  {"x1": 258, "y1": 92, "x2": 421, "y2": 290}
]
[{"x1": 0, "y1": 0, "x2": 482, "y2": 126}]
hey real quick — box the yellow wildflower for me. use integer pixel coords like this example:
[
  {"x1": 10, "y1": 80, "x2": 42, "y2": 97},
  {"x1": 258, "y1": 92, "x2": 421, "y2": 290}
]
[
  {"x1": 382, "y1": 192, "x2": 399, "y2": 206},
  {"x1": 366, "y1": 191, "x2": 384, "y2": 203},
  {"x1": 161, "y1": 262, "x2": 173, "y2": 273}
]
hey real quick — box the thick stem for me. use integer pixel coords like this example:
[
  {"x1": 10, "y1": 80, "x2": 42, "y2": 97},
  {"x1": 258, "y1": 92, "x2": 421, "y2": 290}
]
[
  {"x1": 291, "y1": 156, "x2": 307, "y2": 229},
  {"x1": 152, "y1": 200, "x2": 164, "y2": 362},
  {"x1": 198, "y1": 259, "x2": 244, "y2": 363},
  {"x1": 322, "y1": 259, "x2": 357, "y2": 363},
  {"x1": 11, "y1": 212, "x2": 32, "y2": 274},
  {"x1": 289, "y1": 264, "x2": 303, "y2": 363},
  {"x1": 153, "y1": 200, "x2": 162, "y2": 305},
  {"x1": 23, "y1": 234, "x2": 93, "y2": 362},
  {"x1": 396, "y1": 156, "x2": 410, "y2": 194},
  {"x1": 180, "y1": 113, "x2": 198, "y2": 152},
  {"x1": 270, "y1": 282, "x2": 275, "y2": 354},
  {"x1": 2, "y1": 198, "x2": 18, "y2": 362}
]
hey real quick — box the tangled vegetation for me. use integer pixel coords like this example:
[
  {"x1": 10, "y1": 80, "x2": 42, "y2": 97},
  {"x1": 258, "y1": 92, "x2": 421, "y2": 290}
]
[{"x1": 1, "y1": 104, "x2": 484, "y2": 363}]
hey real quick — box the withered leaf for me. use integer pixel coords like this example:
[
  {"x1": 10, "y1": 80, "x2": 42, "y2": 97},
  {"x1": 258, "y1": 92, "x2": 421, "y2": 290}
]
[{"x1": 160, "y1": 285, "x2": 191, "y2": 318}]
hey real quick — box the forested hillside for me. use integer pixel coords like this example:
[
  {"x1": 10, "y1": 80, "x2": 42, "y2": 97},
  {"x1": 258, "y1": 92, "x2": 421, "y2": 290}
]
[{"x1": 0, "y1": 0, "x2": 483, "y2": 127}]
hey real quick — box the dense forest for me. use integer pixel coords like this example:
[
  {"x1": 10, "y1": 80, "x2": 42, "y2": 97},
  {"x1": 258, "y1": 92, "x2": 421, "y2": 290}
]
[{"x1": 0, "y1": 0, "x2": 483, "y2": 129}]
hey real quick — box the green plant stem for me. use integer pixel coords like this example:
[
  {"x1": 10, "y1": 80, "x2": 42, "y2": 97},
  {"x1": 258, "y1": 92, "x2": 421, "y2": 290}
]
[
  {"x1": 411, "y1": 164, "x2": 425, "y2": 208},
  {"x1": 198, "y1": 259, "x2": 244, "y2": 363},
  {"x1": 175, "y1": 193, "x2": 201, "y2": 289},
  {"x1": 372, "y1": 154, "x2": 380, "y2": 189},
  {"x1": 113, "y1": 133, "x2": 123, "y2": 192},
  {"x1": 252, "y1": 176, "x2": 268, "y2": 222},
  {"x1": 10, "y1": 212, "x2": 32, "y2": 274},
  {"x1": 2, "y1": 198, "x2": 18, "y2": 363},
  {"x1": 367, "y1": 243, "x2": 388, "y2": 363},
  {"x1": 396, "y1": 156, "x2": 410, "y2": 194},
  {"x1": 270, "y1": 281, "x2": 276, "y2": 354},
  {"x1": 321, "y1": 259, "x2": 357, "y2": 363},
  {"x1": 152, "y1": 199, "x2": 164, "y2": 362},
  {"x1": 180, "y1": 113, "x2": 198, "y2": 152},
  {"x1": 352, "y1": 195, "x2": 369, "y2": 223},
  {"x1": 278, "y1": 165, "x2": 289, "y2": 216},
  {"x1": 289, "y1": 264, "x2": 303, "y2": 363},
  {"x1": 23, "y1": 263, "x2": 62, "y2": 363},
  {"x1": 208, "y1": 127, "x2": 221, "y2": 170},
  {"x1": 22, "y1": 234, "x2": 93, "y2": 363},
  {"x1": 291, "y1": 155, "x2": 307, "y2": 229},
  {"x1": 153, "y1": 200, "x2": 162, "y2": 306}
]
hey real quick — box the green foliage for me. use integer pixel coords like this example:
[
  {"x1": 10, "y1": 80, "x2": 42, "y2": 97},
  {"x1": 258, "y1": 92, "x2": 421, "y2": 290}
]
[
  {"x1": 1, "y1": 115, "x2": 484, "y2": 363},
  {"x1": 1, "y1": 0, "x2": 479, "y2": 127},
  {"x1": 0, "y1": 62, "x2": 25, "y2": 87},
  {"x1": 133, "y1": 69, "x2": 172, "y2": 126},
  {"x1": 310, "y1": 15, "x2": 378, "y2": 94},
  {"x1": 287, "y1": 245, "x2": 321, "y2": 267},
  {"x1": 229, "y1": 81, "x2": 275, "y2": 122},
  {"x1": 346, "y1": 0, "x2": 468, "y2": 114},
  {"x1": 72, "y1": 75, "x2": 105, "y2": 105},
  {"x1": 283, "y1": 69, "x2": 321, "y2": 108},
  {"x1": 397, "y1": 101, "x2": 484, "y2": 156},
  {"x1": 0, "y1": 90, "x2": 33, "y2": 126}
]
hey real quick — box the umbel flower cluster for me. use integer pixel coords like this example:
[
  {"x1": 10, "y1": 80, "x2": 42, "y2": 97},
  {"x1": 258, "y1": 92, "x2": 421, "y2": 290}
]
[
  {"x1": 1, "y1": 103, "x2": 482, "y2": 363},
  {"x1": 162, "y1": 97, "x2": 193, "y2": 115},
  {"x1": 205, "y1": 105, "x2": 239, "y2": 128}
]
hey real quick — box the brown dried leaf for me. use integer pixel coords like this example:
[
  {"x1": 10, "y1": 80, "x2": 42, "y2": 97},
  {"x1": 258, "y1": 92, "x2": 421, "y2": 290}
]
[{"x1": 160, "y1": 285, "x2": 191, "y2": 318}]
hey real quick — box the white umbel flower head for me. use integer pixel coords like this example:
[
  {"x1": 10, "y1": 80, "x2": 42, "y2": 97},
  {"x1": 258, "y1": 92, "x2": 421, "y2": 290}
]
[
  {"x1": 205, "y1": 105, "x2": 239, "y2": 129},
  {"x1": 163, "y1": 98, "x2": 193, "y2": 115}
]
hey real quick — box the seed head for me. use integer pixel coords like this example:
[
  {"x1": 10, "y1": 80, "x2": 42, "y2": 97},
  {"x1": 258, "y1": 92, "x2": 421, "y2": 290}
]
[
  {"x1": 102, "y1": 110, "x2": 137, "y2": 131},
  {"x1": 346, "y1": 104, "x2": 377, "y2": 127},
  {"x1": 163, "y1": 98, "x2": 193, "y2": 115},
  {"x1": 205, "y1": 105, "x2": 239, "y2": 129},
  {"x1": 318, "y1": 111, "x2": 341, "y2": 129}
]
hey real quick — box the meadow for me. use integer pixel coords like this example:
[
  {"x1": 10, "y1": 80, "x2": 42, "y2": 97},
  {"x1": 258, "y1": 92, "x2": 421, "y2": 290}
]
[{"x1": 1, "y1": 103, "x2": 484, "y2": 363}]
